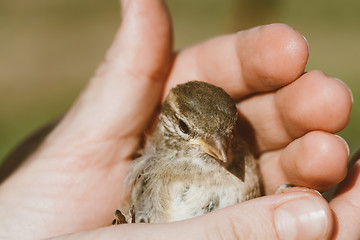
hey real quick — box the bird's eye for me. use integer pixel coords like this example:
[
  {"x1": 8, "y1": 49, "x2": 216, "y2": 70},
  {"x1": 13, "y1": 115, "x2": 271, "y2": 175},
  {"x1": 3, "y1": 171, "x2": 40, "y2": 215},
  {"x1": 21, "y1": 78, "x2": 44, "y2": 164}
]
[{"x1": 178, "y1": 119, "x2": 190, "y2": 134}]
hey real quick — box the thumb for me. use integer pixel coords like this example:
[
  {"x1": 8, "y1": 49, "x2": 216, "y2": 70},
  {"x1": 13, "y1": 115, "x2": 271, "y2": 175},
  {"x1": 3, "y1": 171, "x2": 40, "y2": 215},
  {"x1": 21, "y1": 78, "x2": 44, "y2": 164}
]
[
  {"x1": 200, "y1": 188, "x2": 333, "y2": 240},
  {"x1": 49, "y1": 189, "x2": 333, "y2": 240},
  {"x1": 47, "y1": 0, "x2": 173, "y2": 152}
]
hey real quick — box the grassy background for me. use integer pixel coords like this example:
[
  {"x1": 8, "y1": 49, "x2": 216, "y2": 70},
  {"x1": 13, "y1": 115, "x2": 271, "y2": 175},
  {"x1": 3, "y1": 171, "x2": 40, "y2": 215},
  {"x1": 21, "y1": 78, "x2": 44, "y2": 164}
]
[{"x1": 1, "y1": 0, "x2": 359, "y2": 163}]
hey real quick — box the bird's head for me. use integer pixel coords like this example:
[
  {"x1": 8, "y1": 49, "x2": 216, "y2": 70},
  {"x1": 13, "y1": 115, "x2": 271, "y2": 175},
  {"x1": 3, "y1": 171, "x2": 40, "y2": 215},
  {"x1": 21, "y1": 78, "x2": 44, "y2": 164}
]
[{"x1": 154, "y1": 81, "x2": 238, "y2": 164}]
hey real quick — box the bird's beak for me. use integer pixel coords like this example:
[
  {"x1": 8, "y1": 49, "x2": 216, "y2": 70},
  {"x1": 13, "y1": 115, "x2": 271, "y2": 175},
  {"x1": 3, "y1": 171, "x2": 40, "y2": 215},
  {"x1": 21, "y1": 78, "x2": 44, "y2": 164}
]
[{"x1": 190, "y1": 134, "x2": 230, "y2": 163}]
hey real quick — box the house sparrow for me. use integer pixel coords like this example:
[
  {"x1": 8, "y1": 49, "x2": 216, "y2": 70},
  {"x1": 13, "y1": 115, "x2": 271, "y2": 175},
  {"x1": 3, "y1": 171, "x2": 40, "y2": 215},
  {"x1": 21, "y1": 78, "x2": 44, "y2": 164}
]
[{"x1": 113, "y1": 81, "x2": 261, "y2": 224}]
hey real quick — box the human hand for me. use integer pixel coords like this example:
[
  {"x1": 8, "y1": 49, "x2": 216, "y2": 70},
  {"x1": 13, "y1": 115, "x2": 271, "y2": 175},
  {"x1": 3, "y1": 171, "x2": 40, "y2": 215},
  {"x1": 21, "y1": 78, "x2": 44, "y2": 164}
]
[
  {"x1": 0, "y1": 0, "x2": 353, "y2": 239},
  {"x1": 328, "y1": 152, "x2": 360, "y2": 240}
]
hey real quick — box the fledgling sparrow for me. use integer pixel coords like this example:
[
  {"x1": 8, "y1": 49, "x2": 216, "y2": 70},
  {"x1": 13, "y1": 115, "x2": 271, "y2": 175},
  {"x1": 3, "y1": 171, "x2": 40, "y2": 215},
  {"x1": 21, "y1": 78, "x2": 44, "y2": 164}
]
[{"x1": 113, "y1": 81, "x2": 261, "y2": 224}]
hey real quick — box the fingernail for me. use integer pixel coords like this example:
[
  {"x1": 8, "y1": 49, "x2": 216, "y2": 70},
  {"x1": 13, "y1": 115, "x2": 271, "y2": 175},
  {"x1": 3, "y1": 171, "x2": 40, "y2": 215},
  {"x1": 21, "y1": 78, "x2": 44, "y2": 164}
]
[
  {"x1": 275, "y1": 197, "x2": 329, "y2": 240},
  {"x1": 335, "y1": 134, "x2": 350, "y2": 157},
  {"x1": 334, "y1": 77, "x2": 353, "y2": 104},
  {"x1": 301, "y1": 34, "x2": 309, "y2": 51}
]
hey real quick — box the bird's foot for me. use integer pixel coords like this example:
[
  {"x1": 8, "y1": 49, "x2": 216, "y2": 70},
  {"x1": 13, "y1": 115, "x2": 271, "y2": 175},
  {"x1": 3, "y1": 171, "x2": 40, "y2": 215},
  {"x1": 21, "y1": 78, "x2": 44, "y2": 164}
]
[
  {"x1": 275, "y1": 184, "x2": 296, "y2": 194},
  {"x1": 112, "y1": 206, "x2": 136, "y2": 225}
]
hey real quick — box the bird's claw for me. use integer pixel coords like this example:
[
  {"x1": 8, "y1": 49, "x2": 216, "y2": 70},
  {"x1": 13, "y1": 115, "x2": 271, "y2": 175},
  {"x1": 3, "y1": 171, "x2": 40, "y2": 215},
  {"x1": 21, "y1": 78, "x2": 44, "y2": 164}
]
[
  {"x1": 275, "y1": 184, "x2": 296, "y2": 194},
  {"x1": 112, "y1": 206, "x2": 136, "y2": 225}
]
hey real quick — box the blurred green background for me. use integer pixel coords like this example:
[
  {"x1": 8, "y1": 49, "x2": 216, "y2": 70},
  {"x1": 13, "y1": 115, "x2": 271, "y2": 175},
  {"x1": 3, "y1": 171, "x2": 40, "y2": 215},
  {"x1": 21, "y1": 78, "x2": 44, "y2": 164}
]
[{"x1": 0, "y1": 0, "x2": 359, "y2": 164}]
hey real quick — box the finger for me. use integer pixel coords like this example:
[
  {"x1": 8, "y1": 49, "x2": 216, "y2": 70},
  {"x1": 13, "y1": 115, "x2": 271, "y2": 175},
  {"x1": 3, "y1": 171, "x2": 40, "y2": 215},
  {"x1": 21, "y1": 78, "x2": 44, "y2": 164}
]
[
  {"x1": 330, "y1": 155, "x2": 360, "y2": 239},
  {"x1": 48, "y1": 0, "x2": 172, "y2": 154},
  {"x1": 164, "y1": 23, "x2": 308, "y2": 100},
  {"x1": 259, "y1": 131, "x2": 349, "y2": 194},
  {"x1": 49, "y1": 189, "x2": 333, "y2": 240},
  {"x1": 237, "y1": 70, "x2": 352, "y2": 152}
]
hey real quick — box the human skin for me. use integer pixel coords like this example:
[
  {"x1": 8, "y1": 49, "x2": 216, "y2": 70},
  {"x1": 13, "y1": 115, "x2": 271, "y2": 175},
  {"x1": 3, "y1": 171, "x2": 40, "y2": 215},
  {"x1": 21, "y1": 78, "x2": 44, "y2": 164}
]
[{"x1": 0, "y1": 0, "x2": 356, "y2": 239}]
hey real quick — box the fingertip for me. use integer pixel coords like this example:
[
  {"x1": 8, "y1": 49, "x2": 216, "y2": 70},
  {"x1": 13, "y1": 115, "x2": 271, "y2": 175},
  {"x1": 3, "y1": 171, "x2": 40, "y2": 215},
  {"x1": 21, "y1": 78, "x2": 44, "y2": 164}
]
[
  {"x1": 196, "y1": 188, "x2": 333, "y2": 240},
  {"x1": 334, "y1": 135, "x2": 350, "y2": 158},
  {"x1": 283, "y1": 131, "x2": 348, "y2": 191},
  {"x1": 306, "y1": 71, "x2": 352, "y2": 128},
  {"x1": 262, "y1": 23, "x2": 309, "y2": 81},
  {"x1": 303, "y1": 132, "x2": 348, "y2": 185},
  {"x1": 239, "y1": 23, "x2": 309, "y2": 91},
  {"x1": 274, "y1": 189, "x2": 333, "y2": 240},
  {"x1": 112, "y1": 0, "x2": 173, "y2": 77},
  {"x1": 277, "y1": 70, "x2": 352, "y2": 137}
]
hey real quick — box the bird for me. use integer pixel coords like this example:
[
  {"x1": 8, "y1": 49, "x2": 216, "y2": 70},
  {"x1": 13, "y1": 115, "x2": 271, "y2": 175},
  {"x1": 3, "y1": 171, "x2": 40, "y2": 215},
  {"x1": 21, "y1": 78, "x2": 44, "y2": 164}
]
[{"x1": 113, "y1": 80, "x2": 261, "y2": 224}]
